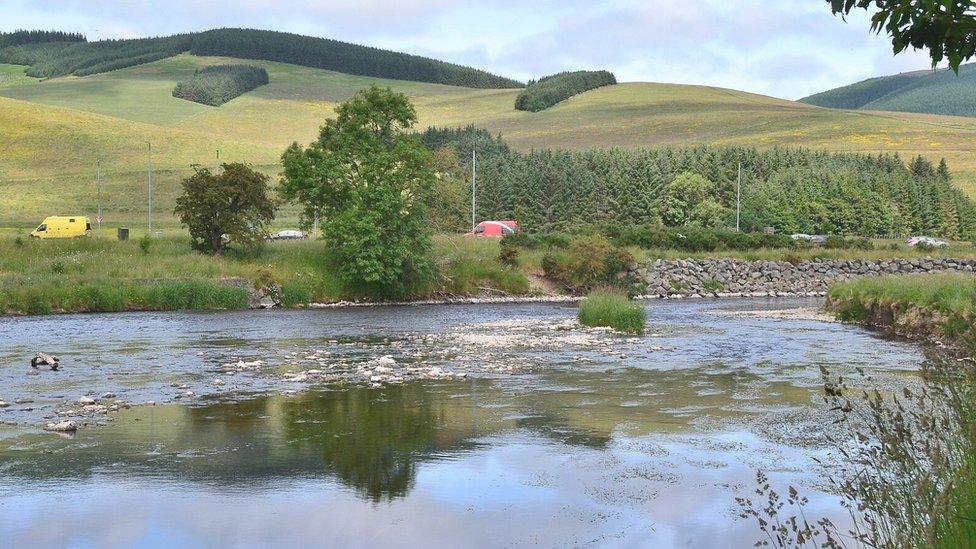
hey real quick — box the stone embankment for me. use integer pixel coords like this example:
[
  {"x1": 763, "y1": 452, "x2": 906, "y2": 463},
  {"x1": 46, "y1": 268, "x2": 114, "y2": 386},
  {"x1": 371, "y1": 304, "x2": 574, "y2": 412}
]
[{"x1": 634, "y1": 257, "x2": 976, "y2": 298}]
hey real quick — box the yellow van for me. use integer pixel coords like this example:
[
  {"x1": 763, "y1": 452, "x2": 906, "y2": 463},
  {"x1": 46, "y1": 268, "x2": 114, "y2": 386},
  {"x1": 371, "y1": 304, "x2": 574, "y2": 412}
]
[{"x1": 30, "y1": 216, "x2": 93, "y2": 239}]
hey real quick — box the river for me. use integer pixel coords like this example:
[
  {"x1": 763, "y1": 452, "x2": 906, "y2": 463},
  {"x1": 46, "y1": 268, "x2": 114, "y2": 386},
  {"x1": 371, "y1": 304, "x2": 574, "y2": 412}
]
[{"x1": 0, "y1": 299, "x2": 924, "y2": 547}]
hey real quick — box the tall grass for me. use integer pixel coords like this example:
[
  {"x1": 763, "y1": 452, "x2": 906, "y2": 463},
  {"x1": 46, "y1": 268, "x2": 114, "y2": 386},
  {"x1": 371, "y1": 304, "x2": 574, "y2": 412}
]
[
  {"x1": 828, "y1": 274, "x2": 976, "y2": 346},
  {"x1": 578, "y1": 290, "x2": 645, "y2": 334},
  {"x1": 739, "y1": 275, "x2": 976, "y2": 548},
  {"x1": 0, "y1": 278, "x2": 249, "y2": 315},
  {"x1": 0, "y1": 234, "x2": 531, "y2": 314},
  {"x1": 739, "y1": 359, "x2": 976, "y2": 549}
]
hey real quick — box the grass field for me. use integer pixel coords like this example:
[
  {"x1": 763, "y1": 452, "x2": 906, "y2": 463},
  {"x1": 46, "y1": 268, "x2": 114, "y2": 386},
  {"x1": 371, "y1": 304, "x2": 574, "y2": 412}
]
[
  {"x1": 0, "y1": 63, "x2": 37, "y2": 88},
  {"x1": 0, "y1": 234, "x2": 530, "y2": 314},
  {"x1": 3, "y1": 53, "x2": 976, "y2": 228}
]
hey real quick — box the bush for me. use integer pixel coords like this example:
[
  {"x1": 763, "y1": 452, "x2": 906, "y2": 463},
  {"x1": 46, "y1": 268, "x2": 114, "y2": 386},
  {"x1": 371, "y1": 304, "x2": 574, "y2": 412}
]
[
  {"x1": 611, "y1": 225, "x2": 793, "y2": 252},
  {"x1": 280, "y1": 281, "x2": 311, "y2": 307},
  {"x1": 498, "y1": 240, "x2": 519, "y2": 267},
  {"x1": 824, "y1": 235, "x2": 848, "y2": 249},
  {"x1": 172, "y1": 64, "x2": 269, "y2": 106},
  {"x1": 139, "y1": 235, "x2": 152, "y2": 255},
  {"x1": 515, "y1": 70, "x2": 617, "y2": 112},
  {"x1": 578, "y1": 290, "x2": 645, "y2": 334},
  {"x1": 542, "y1": 235, "x2": 638, "y2": 294}
]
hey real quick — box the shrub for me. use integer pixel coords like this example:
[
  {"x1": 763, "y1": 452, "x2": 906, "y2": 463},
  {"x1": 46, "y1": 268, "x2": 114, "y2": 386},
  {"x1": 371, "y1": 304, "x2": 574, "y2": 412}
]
[
  {"x1": 172, "y1": 64, "x2": 269, "y2": 106},
  {"x1": 515, "y1": 70, "x2": 617, "y2": 112},
  {"x1": 578, "y1": 290, "x2": 645, "y2": 334},
  {"x1": 542, "y1": 235, "x2": 638, "y2": 294},
  {"x1": 824, "y1": 235, "x2": 848, "y2": 249},
  {"x1": 280, "y1": 281, "x2": 311, "y2": 307},
  {"x1": 139, "y1": 235, "x2": 153, "y2": 255},
  {"x1": 498, "y1": 240, "x2": 519, "y2": 267}
]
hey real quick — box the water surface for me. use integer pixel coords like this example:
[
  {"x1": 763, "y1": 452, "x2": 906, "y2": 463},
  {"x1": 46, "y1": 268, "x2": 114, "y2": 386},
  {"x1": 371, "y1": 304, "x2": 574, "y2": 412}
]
[{"x1": 0, "y1": 299, "x2": 924, "y2": 547}]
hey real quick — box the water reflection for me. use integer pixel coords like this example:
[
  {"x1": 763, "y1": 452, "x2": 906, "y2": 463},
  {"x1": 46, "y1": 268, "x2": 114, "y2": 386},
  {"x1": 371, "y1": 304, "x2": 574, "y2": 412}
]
[{"x1": 0, "y1": 299, "x2": 932, "y2": 547}]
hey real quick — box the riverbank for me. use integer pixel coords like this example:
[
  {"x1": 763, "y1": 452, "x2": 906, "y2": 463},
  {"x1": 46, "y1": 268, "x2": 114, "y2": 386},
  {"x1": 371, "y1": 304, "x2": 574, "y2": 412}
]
[
  {"x1": 827, "y1": 273, "x2": 976, "y2": 350},
  {"x1": 5, "y1": 231, "x2": 976, "y2": 317},
  {"x1": 820, "y1": 274, "x2": 976, "y2": 548},
  {"x1": 0, "y1": 235, "x2": 530, "y2": 315}
]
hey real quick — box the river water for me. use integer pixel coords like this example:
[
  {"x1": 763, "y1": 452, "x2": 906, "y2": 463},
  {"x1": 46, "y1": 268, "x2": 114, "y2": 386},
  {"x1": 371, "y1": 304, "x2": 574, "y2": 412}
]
[{"x1": 0, "y1": 299, "x2": 924, "y2": 548}]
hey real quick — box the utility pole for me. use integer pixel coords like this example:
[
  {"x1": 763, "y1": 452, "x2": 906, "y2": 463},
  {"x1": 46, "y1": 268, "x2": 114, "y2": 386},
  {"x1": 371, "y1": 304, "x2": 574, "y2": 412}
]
[
  {"x1": 736, "y1": 162, "x2": 742, "y2": 232},
  {"x1": 147, "y1": 141, "x2": 153, "y2": 236},
  {"x1": 471, "y1": 149, "x2": 477, "y2": 232},
  {"x1": 216, "y1": 149, "x2": 220, "y2": 173},
  {"x1": 96, "y1": 158, "x2": 102, "y2": 230}
]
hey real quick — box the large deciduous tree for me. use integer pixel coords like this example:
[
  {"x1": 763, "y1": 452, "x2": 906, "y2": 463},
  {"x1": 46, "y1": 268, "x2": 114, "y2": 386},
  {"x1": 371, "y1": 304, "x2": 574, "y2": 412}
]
[
  {"x1": 279, "y1": 85, "x2": 436, "y2": 298},
  {"x1": 174, "y1": 163, "x2": 276, "y2": 254},
  {"x1": 828, "y1": 0, "x2": 976, "y2": 71}
]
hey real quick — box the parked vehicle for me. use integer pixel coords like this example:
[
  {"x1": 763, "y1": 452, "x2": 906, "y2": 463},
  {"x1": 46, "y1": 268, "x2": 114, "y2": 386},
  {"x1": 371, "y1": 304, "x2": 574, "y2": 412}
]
[
  {"x1": 266, "y1": 229, "x2": 308, "y2": 241},
  {"x1": 467, "y1": 220, "x2": 520, "y2": 237},
  {"x1": 29, "y1": 216, "x2": 92, "y2": 239},
  {"x1": 906, "y1": 236, "x2": 948, "y2": 248},
  {"x1": 791, "y1": 234, "x2": 827, "y2": 244}
]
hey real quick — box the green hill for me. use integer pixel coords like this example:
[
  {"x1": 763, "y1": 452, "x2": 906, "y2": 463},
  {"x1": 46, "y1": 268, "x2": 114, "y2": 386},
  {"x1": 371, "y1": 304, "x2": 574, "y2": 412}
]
[
  {"x1": 800, "y1": 63, "x2": 976, "y2": 118},
  {"x1": 4, "y1": 50, "x2": 976, "y2": 227},
  {"x1": 0, "y1": 28, "x2": 522, "y2": 88}
]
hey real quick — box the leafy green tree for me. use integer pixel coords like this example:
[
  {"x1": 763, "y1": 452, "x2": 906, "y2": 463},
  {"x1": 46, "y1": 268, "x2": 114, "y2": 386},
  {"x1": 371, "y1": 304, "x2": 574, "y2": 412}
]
[
  {"x1": 174, "y1": 163, "x2": 276, "y2": 254},
  {"x1": 827, "y1": 0, "x2": 976, "y2": 70},
  {"x1": 280, "y1": 86, "x2": 436, "y2": 298},
  {"x1": 661, "y1": 172, "x2": 716, "y2": 227}
]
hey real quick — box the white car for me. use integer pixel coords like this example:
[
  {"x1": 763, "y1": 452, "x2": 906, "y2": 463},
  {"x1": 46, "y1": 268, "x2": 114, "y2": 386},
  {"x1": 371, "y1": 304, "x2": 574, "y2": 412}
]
[
  {"x1": 792, "y1": 234, "x2": 827, "y2": 244},
  {"x1": 906, "y1": 236, "x2": 948, "y2": 248},
  {"x1": 266, "y1": 229, "x2": 308, "y2": 241}
]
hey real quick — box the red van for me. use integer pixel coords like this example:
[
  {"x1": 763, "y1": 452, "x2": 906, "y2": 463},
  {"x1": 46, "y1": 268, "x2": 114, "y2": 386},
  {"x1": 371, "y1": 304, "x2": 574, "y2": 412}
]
[{"x1": 468, "y1": 220, "x2": 520, "y2": 237}]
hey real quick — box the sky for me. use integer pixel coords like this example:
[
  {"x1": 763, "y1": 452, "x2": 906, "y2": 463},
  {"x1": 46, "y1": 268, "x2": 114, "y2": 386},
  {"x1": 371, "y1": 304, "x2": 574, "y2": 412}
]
[{"x1": 0, "y1": 0, "x2": 937, "y2": 99}]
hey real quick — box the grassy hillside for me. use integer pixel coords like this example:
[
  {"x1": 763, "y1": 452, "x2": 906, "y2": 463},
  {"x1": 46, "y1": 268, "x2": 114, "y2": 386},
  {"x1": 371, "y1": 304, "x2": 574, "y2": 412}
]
[
  {"x1": 0, "y1": 63, "x2": 38, "y2": 87},
  {"x1": 800, "y1": 63, "x2": 976, "y2": 118},
  {"x1": 0, "y1": 28, "x2": 520, "y2": 88},
  {"x1": 3, "y1": 54, "x2": 976, "y2": 228}
]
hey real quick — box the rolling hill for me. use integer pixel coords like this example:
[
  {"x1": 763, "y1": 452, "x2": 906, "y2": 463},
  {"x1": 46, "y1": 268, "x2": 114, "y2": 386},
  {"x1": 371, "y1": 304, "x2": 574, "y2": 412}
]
[
  {"x1": 3, "y1": 42, "x2": 976, "y2": 227},
  {"x1": 800, "y1": 63, "x2": 976, "y2": 118}
]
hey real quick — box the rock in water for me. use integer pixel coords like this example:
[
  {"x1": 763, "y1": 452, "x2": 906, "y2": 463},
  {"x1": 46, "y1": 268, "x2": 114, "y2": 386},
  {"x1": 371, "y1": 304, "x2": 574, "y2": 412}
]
[
  {"x1": 44, "y1": 420, "x2": 77, "y2": 432},
  {"x1": 31, "y1": 352, "x2": 60, "y2": 371}
]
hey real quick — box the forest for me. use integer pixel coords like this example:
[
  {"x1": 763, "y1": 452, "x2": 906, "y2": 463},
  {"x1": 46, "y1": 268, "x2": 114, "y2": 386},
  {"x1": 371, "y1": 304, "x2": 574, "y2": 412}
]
[
  {"x1": 188, "y1": 29, "x2": 522, "y2": 89},
  {"x1": 0, "y1": 30, "x2": 85, "y2": 48},
  {"x1": 422, "y1": 127, "x2": 976, "y2": 240},
  {"x1": 172, "y1": 64, "x2": 269, "y2": 106},
  {"x1": 0, "y1": 28, "x2": 522, "y2": 88},
  {"x1": 801, "y1": 63, "x2": 976, "y2": 118},
  {"x1": 0, "y1": 34, "x2": 192, "y2": 77},
  {"x1": 514, "y1": 70, "x2": 617, "y2": 112}
]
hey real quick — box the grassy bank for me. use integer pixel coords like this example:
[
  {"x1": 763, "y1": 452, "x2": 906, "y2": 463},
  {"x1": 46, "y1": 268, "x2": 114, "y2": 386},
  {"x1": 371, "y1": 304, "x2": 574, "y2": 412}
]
[
  {"x1": 578, "y1": 291, "x2": 645, "y2": 333},
  {"x1": 814, "y1": 274, "x2": 976, "y2": 548},
  {"x1": 0, "y1": 234, "x2": 530, "y2": 315},
  {"x1": 828, "y1": 274, "x2": 976, "y2": 347}
]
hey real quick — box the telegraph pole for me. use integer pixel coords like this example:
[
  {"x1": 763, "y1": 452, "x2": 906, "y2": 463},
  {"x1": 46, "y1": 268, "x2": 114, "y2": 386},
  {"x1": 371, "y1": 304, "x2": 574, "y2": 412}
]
[
  {"x1": 147, "y1": 142, "x2": 153, "y2": 236},
  {"x1": 96, "y1": 158, "x2": 102, "y2": 230},
  {"x1": 471, "y1": 149, "x2": 477, "y2": 232},
  {"x1": 736, "y1": 162, "x2": 742, "y2": 232}
]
